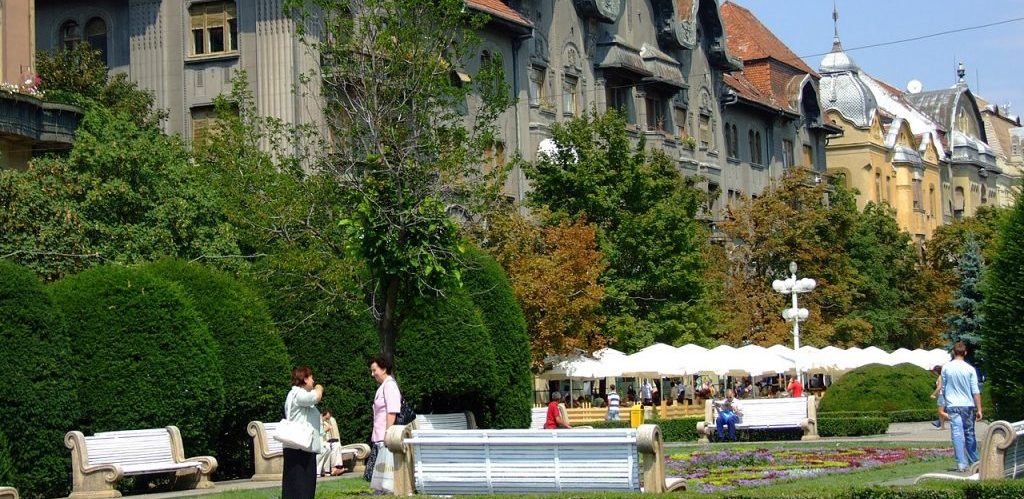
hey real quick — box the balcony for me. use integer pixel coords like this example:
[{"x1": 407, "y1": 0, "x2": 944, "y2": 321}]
[{"x1": 0, "y1": 92, "x2": 84, "y2": 166}]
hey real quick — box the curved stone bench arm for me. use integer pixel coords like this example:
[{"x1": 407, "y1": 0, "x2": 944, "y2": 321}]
[
  {"x1": 167, "y1": 426, "x2": 217, "y2": 489},
  {"x1": 65, "y1": 431, "x2": 124, "y2": 499},
  {"x1": 0, "y1": 486, "x2": 19, "y2": 499},
  {"x1": 384, "y1": 425, "x2": 415, "y2": 496}
]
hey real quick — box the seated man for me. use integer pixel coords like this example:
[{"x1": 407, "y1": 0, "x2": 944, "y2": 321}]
[
  {"x1": 713, "y1": 389, "x2": 743, "y2": 442},
  {"x1": 544, "y1": 392, "x2": 572, "y2": 429}
]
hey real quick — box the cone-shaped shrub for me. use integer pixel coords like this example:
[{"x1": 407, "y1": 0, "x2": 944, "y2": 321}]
[
  {"x1": 0, "y1": 260, "x2": 78, "y2": 498},
  {"x1": 146, "y1": 259, "x2": 291, "y2": 478},
  {"x1": 49, "y1": 265, "x2": 224, "y2": 454}
]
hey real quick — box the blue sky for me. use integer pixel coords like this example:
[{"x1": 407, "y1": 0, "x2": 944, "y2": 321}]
[{"x1": 728, "y1": 0, "x2": 1024, "y2": 118}]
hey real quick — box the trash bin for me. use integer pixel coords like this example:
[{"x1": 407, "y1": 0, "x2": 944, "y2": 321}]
[{"x1": 630, "y1": 402, "x2": 644, "y2": 428}]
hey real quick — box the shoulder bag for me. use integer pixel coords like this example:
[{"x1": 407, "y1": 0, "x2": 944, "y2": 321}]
[{"x1": 274, "y1": 389, "x2": 316, "y2": 452}]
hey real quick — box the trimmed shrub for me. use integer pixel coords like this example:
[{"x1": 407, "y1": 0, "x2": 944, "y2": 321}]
[
  {"x1": 460, "y1": 246, "x2": 532, "y2": 429},
  {"x1": 888, "y1": 409, "x2": 938, "y2": 423},
  {"x1": 586, "y1": 420, "x2": 631, "y2": 430},
  {"x1": 0, "y1": 431, "x2": 13, "y2": 488},
  {"x1": 48, "y1": 265, "x2": 224, "y2": 455},
  {"x1": 145, "y1": 259, "x2": 291, "y2": 479},
  {"x1": 819, "y1": 363, "x2": 936, "y2": 413},
  {"x1": 253, "y1": 251, "x2": 379, "y2": 444},
  {"x1": 0, "y1": 260, "x2": 78, "y2": 498},
  {"x1": 650, "y1": 417, "x2": 703, "y2": 442},
  {"x1": 982, "y1": 195, "x2": 1024, "y2": 421},
  {"x1": 818, "y1": 416, "x2": 890, "y2": 437},
  {"x1": 395, "y1": 284, "x2": 499, "y2": 420}
]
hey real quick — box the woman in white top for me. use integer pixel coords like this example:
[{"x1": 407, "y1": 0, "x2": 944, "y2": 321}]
[
  {"x1": 282, "y1": 366, "x2": 323, "y2": 499},
  {"x1": 369, "y1": 354, "x2": 402, "y2": 493}
]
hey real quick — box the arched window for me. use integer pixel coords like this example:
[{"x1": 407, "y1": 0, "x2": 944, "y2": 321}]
[
  {"x1": 60, "y1": 21, "x2": 81, "y2": 50},
  {"x1": 731, "y1": 124, "x2": 739, "y2": 158},
  {"x1": 748, "y1": 130, "x2": 755, "y2": 163},
  {"x1": 755, "y1": 132, "x2": 763, "y2": 164},
  {"x1": 724, "y1": 123, "x2": 733, "y2": 158},
  {"x1": 85, "y1": 18, "x2": 108, "y2": 65}
]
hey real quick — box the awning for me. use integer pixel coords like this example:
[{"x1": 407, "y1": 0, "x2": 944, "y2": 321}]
[
  {"x1": 640, "y1": 43, "x2": 686, "y2": 91},
  {"x1": 596, "y1": 35, "x2": 651, "y2": 79}
]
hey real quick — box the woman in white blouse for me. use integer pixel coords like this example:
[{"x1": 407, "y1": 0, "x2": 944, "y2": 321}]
[{"x1": 282, "y1": 366, "x2": 323, "y2": 499}]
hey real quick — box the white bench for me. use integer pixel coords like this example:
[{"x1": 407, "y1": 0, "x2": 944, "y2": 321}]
[
  {"x1": 916, "y1": 419, "x2": 1024, "y2": 483},
  {"x1": 384, "y1": 424, "x2": 685, "y2": 495},
  {"x1": 0, "y1": 487, "x2": 17, "y2": 499},
  {"x1": 247, "y1": 420, "x2": 370, "y2": 481},
  {"x1": 529, "y1": 404, "x2": 593, "y2": 430},
  {"x1": 64, "y1": 426, "x2": 217, "y2": 499},
  {"x1": 412, "y1": 412, "x2": 477, "y2": 430},
  {"x1": 695, "y1": 396, "x2": 818, "y2": 442}
]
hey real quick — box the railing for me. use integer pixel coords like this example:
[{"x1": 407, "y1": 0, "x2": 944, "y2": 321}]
[{"x1": 562, "y1": 401, "x2": 705, "y2": 423}]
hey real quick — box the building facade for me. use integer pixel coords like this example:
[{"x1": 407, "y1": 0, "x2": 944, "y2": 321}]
[{"x1": 977, "y1": 100, "x2": 1022, "y2": 207}]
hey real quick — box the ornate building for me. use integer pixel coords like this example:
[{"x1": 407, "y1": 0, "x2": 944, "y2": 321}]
[{"x1": 977, "y1": 99, "x2": 1022, "y2": 207}]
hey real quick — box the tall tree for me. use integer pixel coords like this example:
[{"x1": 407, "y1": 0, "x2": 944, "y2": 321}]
[
  {"x1": 524, "y1": 111, "x2": 712, "y2": 351},
  {"x1": 286, "y1": 0, "x2": 513, "y2": 357},
  {"x1": 981, "y1": 198, "x2": 1024, "y2": 420},
  {"x1": 946, "y1": 235, "x2": 985, "y2": 367}
]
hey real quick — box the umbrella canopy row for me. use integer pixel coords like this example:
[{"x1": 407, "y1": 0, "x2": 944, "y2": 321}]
[{"x1": 541, "y1": 343, "x2": 951, "y2": 379}]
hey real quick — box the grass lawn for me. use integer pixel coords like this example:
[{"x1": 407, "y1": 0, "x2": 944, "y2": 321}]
[{"x1": 197, "y1": 441, "x2": 964, "y2": 498}]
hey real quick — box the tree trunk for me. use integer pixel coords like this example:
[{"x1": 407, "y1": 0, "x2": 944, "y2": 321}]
[{"x1": 377, "y1": 274, "x2": 401, "y2": 358}]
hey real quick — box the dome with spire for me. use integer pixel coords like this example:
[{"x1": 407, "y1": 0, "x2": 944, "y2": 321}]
[
  {"x1": 816, "y1": 3, "x2": 876, "y2": 128},
  {"x1": 820, "y1": 39, "x2": 860, "y2": 74}
]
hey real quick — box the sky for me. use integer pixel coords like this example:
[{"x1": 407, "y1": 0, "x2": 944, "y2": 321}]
[{"x1": 727, "y1": 0, "x2": 1024, "y2": 118}]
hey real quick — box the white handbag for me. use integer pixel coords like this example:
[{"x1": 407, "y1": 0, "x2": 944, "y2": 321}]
[{"x1": 274, "y1": 391, "x2": 315, "y2": 452}]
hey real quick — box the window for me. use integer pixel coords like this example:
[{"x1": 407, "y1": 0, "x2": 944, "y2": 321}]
[
  {"x1": 189, "y1": 2, "x2": 238, "y2": 57},
  {"x1": 699, "y1": 114, "x2": 712, "y2": 150},
  {"x1": 483, "y1": 141, "x2": 506, "y2": 175},
  {"x1": 645, "y1": 96, "x2": 666, "y2": 131},
  {"x1": 562, "y1": 75, "x2": 579, "y2": 116},
  {"x1": 802, "y1": 145, "x2": 813, "y2": 167},
  {"x1": 783, "y1": 139, "x2": 794, "y2": 168},
  {"x1": 874, "y1": 170, "x2": 882, "y2": 202},
  {"x1": 912, "y1": 177, "x2": 923, "y2": 211},
  {"x1": 674, "y1": 107, "x2": 687, "y2": 138},
  {"x1": 929, "y1": 185, "x2": 936, "y2": 216},
  {"x1": 725, "y1": 124, "x2": 737, "y2": 158},
  {"x1": 748, "y1": 130, "x2": 755, "y2": 161},
  {"x1": 85, "y1": 18, "x2": 108, "y2": 65},
  {"x1": 191, "y1": 106, "x2": 217, "y2": 146},
  {"x1": 606, "y1": 82, "x2": 632, "y2": 123},
  {"x1": 529, "y1": 66, "x2": 546, "y2": 107},
  {"x1": 953, "y1": 186, "x2": 965, "y2": 219},
  {"x1": 755, "y1": 132, "x2": 763, "y2": 164},
  {"x1": 60, "y1": 21, "x2": 81, "y2": 50},
  {"x1": 981, "y1": 185, "x2": 988, "y2": 205},
  {"x1": 707, "y1": 182, "x2": 720, "y2": 212}
]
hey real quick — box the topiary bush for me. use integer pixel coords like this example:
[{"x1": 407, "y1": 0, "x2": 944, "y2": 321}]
[
  {"x1": 253, "y1": 251, "x2": 379, "y2": 444},
  {"x1": 145, "y1": 258, "x2": 291, "y2": 479},
  {"x1": 818, "y1": 416, "x2": 890, "y2": 437},
  {"x1": 818, "y1": 363, "x2": 936, "y2": 413},
  {"x1": 650, "y1": 417, "x2": 703, "y2": 441},
  {"x1": 460, "y1": 246, "x2": 532, "y2": 429},
  {"x1": 0, "y1": 260, "x2": 78, "y2": 498},
  {"x1": 48, "y1": 264, "x2": 225, "y2": 455},
  {"x1": 395, "y1": 284, "x2": 499, "y2": 420}
]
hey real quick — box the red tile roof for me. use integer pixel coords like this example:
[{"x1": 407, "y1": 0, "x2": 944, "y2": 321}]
[
  {"x1": 724, "y1": 72, "x2": 777, "y2": 110},
  {"x1": 466, "y1": 0, "x2": 532, "y2": 27},
  {"x1": 720, "y1": 1, "x2": 816, "y2": 76}
]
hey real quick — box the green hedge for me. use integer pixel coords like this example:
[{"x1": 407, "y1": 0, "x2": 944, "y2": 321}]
[
  {"x1": 818, "y1": 416, "x2": 890, "y2": 437},
  {"x1": 585, "y1": 420, "x2": 631, "y2": 429},
  {"x1": 818, "y1": 409, "x2": 934, "y2": 423},
  {"x1": 396, "y1": 284, "x2": 499, "y2": 417},
  {"x1": 0, "y1": 431, "x2": 13, "y2": 488},
  {"x1": 0, "y1": 260, "x2": 78, "y2": 498},
  {"x1": 461, "y1": 247, "x2": 532, "y2": 429},
  {"x1": 650, "y1": 417, "x2": 703, "y2": 442},
  {"x1": 254, "y1": 251, "x2": 379, "y2": 444},
  {"x1": 145, "y1": 259, "x2": 291, "y2": 479},
  {"x1": 49, "y1": 265, "x2": 225, "y2": 455},
  {"x1": 819, "y1": 363, "x2": 936, "y2": 413}
]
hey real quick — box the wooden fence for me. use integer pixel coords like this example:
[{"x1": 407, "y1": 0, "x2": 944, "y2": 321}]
[{"x1": 562, "y1": 401, "x2": 705, "y2": 423}]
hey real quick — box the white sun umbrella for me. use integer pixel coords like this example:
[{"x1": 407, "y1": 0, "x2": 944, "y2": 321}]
[
  {"x1": 805, "y1": 346, "x2": 841, "y2": 373},
  {"x1": 835, "y1": 347, "x2": 874, "y2": 371},
  {"x1": 736, "y1": 344, "x2": 795, "y2": 376},
  {"x1": 539, "y1": 354, "x2": 605, "y2": 379},
  {"x1": 888, "y1": 348, "x2": 918, "y2": 367},
  {"x1": 621, "y1": 342, "x2": 687, "y2": 377},
  {"x1": 862, "y1": 346, "x2": 893, "y2": 366},
  {"x1": 675, "y1": 344, "x2": 709, "y2": 374},
  {"x1": 592, "y1": 347, "x2": 628, "y2": 378},
  {"x1": 922, "y1": 348, "x2": 951, "y2": 369},
  {"x1": 689, "y1": 345, "x2": 737, "y2": 375}
]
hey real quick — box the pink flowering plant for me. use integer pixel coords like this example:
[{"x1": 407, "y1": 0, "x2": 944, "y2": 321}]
[
  {"x1": 666, "y1": 446, "x2": 952, "y2": 493},
  {"x1": 0, "y1": 74, "x2": 44, "y2": 98}
]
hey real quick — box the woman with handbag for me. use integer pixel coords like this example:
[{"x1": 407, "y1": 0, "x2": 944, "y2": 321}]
[
  {"x1": 367, "y1": 354, "x2": 402, "y2": 493},
  {"x1": 282, "y1": 366, "x2": 323, "y2": 499}
]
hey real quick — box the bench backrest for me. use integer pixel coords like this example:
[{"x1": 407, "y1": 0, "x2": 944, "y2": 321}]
[
  {"x1": 84, "y1": 428, "x2": 176, "y2": 466},
  {"x1": 405, "y1": 429, "x2": 640, "y2": 494},
  {"x1": 731, "y1": 397, "x2": 808, "y2": 428},
  {"x1": 261, "y1": 422, "x2": 285, "y2": 455},
  {"x1": 414, "y1": 412, "x2": 476, "y2": 431},
  {"x1": 530, "y1": 407, "x2": 547, "y2": 429}
]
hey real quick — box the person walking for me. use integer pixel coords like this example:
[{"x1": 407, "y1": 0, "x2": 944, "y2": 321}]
[
  {"x1": 930, "y1": 365, "x2": 946, "y2": 430},
  {"x1": 369, "y1": 354, "x2": 402, "y2": 493},
  {"x1": 641, "y1": 380, "x2": 652, "y2": 406},
  {"x1": 941, "y1": 342, "x2": 983, "y2": 472},
  {"x1": 282, "y1": 366, "x2": 323, "y2": 499},
  {"x1": 713, "y1": 389, "x2": 743, "y2": 442},
  {"x1": 606, "y1": 385, "x2": 621, "y2": 422}
]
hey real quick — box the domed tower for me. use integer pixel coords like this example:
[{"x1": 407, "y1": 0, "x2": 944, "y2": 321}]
[{"x1": 817, "y1": 4, "x2": 876, "y2": 129}]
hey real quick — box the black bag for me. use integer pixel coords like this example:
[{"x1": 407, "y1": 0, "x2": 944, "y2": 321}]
[
  {"x1": 362, "y1": 444, "x2": 379, "y2": 482},
  {"x1": 396, "y1": 399, "x2": 416, "y2": 425}
]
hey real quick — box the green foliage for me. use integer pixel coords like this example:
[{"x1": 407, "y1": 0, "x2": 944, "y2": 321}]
[
  {"x1": 585, "y1": 420, "x2": 631, "y2": 430},
  {"x1": 927, "y1": 206, "x2": 1006, "y2": 275},
  {"x1": 946, "y1": 235, "x2": 985, "y2": 368},
  {"x1": 395, "y1": 284, "x2": 499, "y2": 419},
  {"x1": 839, "y1": 482, "x2": 1024, "y2": 499},
  {"x1": 460, "y1": 246, "x2": 532, "y2": 429},
  {"x1": 144, "y1": 259, "x2": 291, "y2": 479},
  {"x1": 818, "y1": 417, "x2": 890, "y2": 437},
  {"x1": 0, "y1": 260, "x2": 77, "y2": 498},
  {"x1": 649, "y1": 417, "x2": 703, "y2": 442},
  {"x1": 816, "y1": 409, "x2": 933, "y2": 423},
  {"x1": 0, "y1": 105, "x2": 238, "y2": 281},
  {"x1": 48, "y1": 265, "x2": 225, "y2": 454},
  {"x1": 981, "y1": 194, "x2": 1024, "y2": 421},
  {"x1": 524, "y1": 111, "x2": 713, "y2": 351},
  {"x1": 818, "y1": 364, "x2": 936, "y2": 413}
]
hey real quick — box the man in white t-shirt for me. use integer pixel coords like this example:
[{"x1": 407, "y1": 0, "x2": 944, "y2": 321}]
[
  {"x1": 606, "y1": 385, "x2": 621, "y2": 421},
  {"x1": 941, "y1": 342, "x2": 982, "y2": 472}
]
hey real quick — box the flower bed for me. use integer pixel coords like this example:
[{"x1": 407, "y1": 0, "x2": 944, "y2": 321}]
[{"x1": 666, "y1": 446, "x2": 952, "y2": 493}]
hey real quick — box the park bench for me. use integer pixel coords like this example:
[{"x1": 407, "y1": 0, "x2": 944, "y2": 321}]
[
  {"x1": 412, "y1": 412, "x2": 477, "y2": 430},
  {"x1": 0, "y1": 487, "x2": 17, "y2": 499},
  {"x1": 528, "y1": 405, "x2": 593, "y2": 429},
  {"x1": 247, "y1": 421, "x2": 370, "y2": 481},
  {"x1": 64, "y1": 426, "x2": 217, "y2": 499},
  {"x1": 695, "y1": 396, "x2": 819, "y2": 442},
  {"x1": 916, "y1": 419, "x2": 1024, "y2": 483},
  {"x1": 384, "y1": 423, "x2": 685, "y2": 495}
]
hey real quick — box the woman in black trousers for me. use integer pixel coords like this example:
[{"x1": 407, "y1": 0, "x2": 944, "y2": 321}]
[{"x1": 282, "y1": 366, "x2": 323, "y2": 499}]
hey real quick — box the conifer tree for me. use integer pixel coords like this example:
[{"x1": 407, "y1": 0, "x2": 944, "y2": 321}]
[
  {"x1": 945, "y1": 234, "x2": 985, "y2": 368},
  {"x1": 982, "y1": 200, "x2": 1024, "y2": 420}
]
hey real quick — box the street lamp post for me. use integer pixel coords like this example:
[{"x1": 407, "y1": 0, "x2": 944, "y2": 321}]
[{"x1": 772, "y1": 262, "x2": 816, "y2": 382}]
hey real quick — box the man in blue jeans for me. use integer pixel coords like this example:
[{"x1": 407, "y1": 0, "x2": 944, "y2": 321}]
[{"x1": 941, "y1": 341, "x2": 983, "y2": 472}]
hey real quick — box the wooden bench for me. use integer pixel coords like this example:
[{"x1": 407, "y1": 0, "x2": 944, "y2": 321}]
[
  {"x1": 246, "y1": 420, "x2": 370, "y2": 481},
  {"x1": 412, "y1": 412, "x2": 477, "y2": 430},
  {"x1": 384, "y1": 423, "x2": 685, "y2": 495},
  {"x1": 916, "y1": 419, "x2": 1024, "y2": 483},
  {"x1": 0, "y1": 487, "x2": 17, "y2": 499},
  {"x1": 695, "y1": 396, "x2": 818, "y2": 442},
  {"x1": 65, "y1": 426, "x2": 217, "y2": 499}
]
